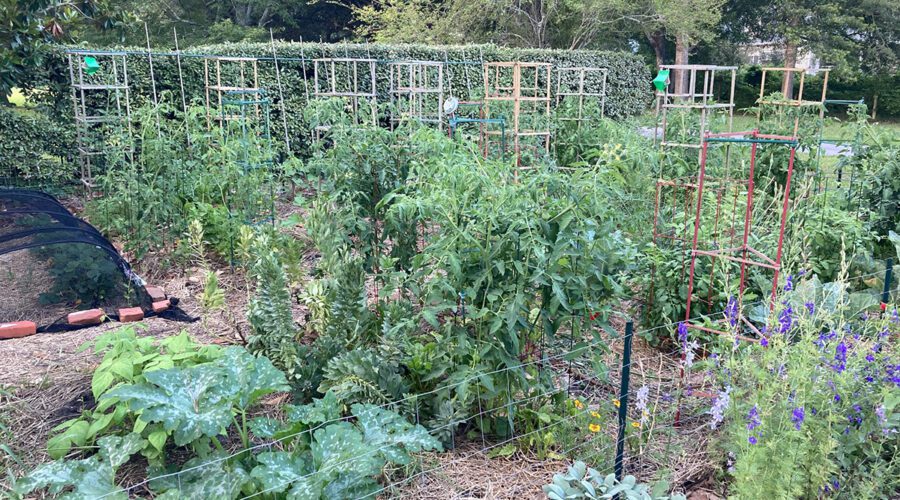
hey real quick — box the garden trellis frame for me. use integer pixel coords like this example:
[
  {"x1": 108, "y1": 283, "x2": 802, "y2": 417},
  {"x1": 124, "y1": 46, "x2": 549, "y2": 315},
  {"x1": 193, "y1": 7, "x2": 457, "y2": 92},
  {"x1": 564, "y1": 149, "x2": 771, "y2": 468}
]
[
  {"x1": 651, "y1": 65, "x2": 737, "y2": 248},
  {"x1": 204, "y1": 56, "x2": 261, "y2": 129},
  {"x1": 555, "y1": 66, "x2": 608, "y2": 120},
  {"x1": 483, "y1": 61, "x2": 552, "y2": 176},
  {"x1": 66, "y1": 50, "x2": 134, "y2": 190},
  {"x1": 388, "y1": 60, "x2": 445, "y2": 130},
  {"x1": 757, "y1": 67, "x2": 829, "y2": 137},
  {"x1": 313, "y1": 57, "x2": 378, "y2": 131},
  {"x1": 683, "y1": 130, "x2": 799, "y2": 340},
  {"x1": 654, "y1": 64, "x2": 737, "y2": 158},
  {"x1": 649, "y1": 65, "x2": 737, "y2": 299}
]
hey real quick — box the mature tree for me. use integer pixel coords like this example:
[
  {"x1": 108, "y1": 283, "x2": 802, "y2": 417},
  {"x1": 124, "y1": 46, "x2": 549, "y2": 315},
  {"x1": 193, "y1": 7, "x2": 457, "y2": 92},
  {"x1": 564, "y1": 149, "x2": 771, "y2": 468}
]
[
  {"x1": 352, "y1": 0, "x2": 645, "y2": 50},
  {"x1": 721, "y1": 0, "x2": 874, "y2": 97},
  {"x1": 637, "y1": 0, "x2": 724, "y2": 93},
  {"x1": 0, "y1": 0, "x2": 125, "y2": 100}
]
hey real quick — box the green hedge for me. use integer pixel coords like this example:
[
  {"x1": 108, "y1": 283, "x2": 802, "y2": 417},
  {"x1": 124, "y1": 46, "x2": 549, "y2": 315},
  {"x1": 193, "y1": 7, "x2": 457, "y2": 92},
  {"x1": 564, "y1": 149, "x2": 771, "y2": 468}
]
[
  {"x1": 10, "y1": 42, "x2": 650, "y2": 158},
  {"x1": 0, "y1": 107, "x2": 76, "y2": 189}
]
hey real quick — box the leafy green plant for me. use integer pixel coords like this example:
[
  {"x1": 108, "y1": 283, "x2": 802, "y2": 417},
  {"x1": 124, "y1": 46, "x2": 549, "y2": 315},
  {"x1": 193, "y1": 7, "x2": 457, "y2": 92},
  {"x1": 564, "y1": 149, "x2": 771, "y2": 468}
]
[
  {"x1": 714, "y1": 276, "x2": 900, "y2": 498},
  {"x1": 249, "y1": 402, "x2": 442, "y2": 499},
  {"x1": 105, "y1": 346, "x2": 289, "y2": 451},
  {"x1": 543, "y1": 461, "x2": 685, "y2": 500},
  {"x1": 46, "y1": 327, "x2": 220, "y2": 460},
  {"x1": 15, "y1": 433, "x2": 144, "y2": 500}
]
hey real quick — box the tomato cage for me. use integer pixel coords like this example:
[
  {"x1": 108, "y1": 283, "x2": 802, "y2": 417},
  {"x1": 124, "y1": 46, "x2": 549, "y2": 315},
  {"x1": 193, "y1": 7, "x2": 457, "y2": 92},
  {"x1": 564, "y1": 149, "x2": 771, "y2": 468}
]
[{"x1": 683, "y1": 130, "x2": 798, "y2": 341}]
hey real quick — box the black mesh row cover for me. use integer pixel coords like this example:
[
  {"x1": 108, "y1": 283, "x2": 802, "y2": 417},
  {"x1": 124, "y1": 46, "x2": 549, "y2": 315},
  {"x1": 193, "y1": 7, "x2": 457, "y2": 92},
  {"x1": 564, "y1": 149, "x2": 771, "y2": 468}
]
[{"x1": 0, "y1": 189, "x2": 153, "y2": 328}]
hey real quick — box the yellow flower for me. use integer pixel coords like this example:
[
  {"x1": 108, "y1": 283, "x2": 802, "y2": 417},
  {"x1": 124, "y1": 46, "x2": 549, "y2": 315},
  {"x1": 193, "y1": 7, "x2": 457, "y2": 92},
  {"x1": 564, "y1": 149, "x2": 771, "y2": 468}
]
[
  {"x1": 591, "y1": 411, "x2": 600, "y2": 418},
  {"x1": 588, "y1": 423, "x2": 601, "y2": 433},
  {"x1": 573, "y1": 399, "x2": 585, "y2": 410},
  {"x1": 631, "y1": 421, "x2": 640, "y2": 428},
  {"x1": 613, "y1": 399, "x2": 620, "y2": 408}
]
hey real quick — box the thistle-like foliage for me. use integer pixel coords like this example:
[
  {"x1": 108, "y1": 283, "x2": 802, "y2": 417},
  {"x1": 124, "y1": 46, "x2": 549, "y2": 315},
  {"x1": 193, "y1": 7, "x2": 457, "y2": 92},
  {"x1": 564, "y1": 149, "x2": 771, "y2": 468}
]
[
  {"x1": 319, "y1": 349, "x2": 408, "y2": 406},
  {"x1": 247, "y1": 240, "x2": 301, "y2": 381}
]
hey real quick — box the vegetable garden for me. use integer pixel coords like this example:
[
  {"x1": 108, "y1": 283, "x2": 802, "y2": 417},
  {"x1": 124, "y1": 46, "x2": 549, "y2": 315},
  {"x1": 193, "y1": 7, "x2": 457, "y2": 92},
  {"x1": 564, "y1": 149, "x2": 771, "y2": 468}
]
[{"x1": 0, "y1": 42, "x2": 898, "y2": 500}]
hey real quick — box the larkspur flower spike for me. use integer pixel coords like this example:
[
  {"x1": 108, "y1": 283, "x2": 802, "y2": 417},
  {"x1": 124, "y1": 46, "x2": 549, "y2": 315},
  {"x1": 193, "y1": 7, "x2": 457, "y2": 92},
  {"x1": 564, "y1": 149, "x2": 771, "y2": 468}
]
[
  {"x1": 708, "y1": 385, "x2": 731, "y2": 429},
  {"x1": 725, "y1": 296, "x2": 738, "y2": 326},
  {"x1": 791, "y1": 407, "x2": 805, "y2": 430}
]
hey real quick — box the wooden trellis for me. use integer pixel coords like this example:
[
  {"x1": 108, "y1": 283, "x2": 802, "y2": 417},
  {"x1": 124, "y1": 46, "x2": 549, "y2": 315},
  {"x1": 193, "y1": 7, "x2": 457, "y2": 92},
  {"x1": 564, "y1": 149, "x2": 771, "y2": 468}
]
[
  {"x1": 654, "y1": 64, "x2": 737, "y2": 155},
  {"x1": 67, "y1": 50, "x2": 134, "y2": 189},
  {"x1": 389, "y1": 61, "x2": 444, "y2": 129},
  {"x1": 204, "y1": 56, "x2": 260, "y2": 129},
  {"x1": 555, "y1": 66, "x2": 607, "y2": 120},
  {"x1": 757, "y1": 67, "x2": 830, "y2": 136},
  {"x1": 313, "y1": 58, "x2": 378, "y2": 129},
  {"x1": 483, "y1": 61, "x2": 552, "y2": 175}
]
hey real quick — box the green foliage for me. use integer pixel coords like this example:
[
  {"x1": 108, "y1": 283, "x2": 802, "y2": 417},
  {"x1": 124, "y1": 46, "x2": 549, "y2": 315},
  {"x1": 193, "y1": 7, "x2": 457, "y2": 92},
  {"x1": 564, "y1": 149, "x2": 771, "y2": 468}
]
[
  {"x1": 246, "y1": 234, "x2": 302, "y2": 379},
  {"x1": 14, "y1": 42, "x2": 650, "y2": 160},
  {"x1": 0, "y1": 0, "x2": 124, "y2": 99},
  {"x1": 105, "y1": 346, "x2": 289, "y2": 448},
  {"x1": 20, "y1": 339, "x2": 439, "y2": 499},
  {"x1": 83, "y1": 100, "x2": 276, "y2": 259},
  {"x1": 715, "y1": 282, "x2": 900, "y2": 498},
  {"x1": 289, "y1": 120, "x2": 630, "y2": 447},
  {"x1": 30, "y1": 242, "x2": 129, "y2": 309},
  {"x1": 319, "y1": 349, "x2": 408, "y2": 406},
  {"x1": 15, "y1": 433, "x2": 143, "y2": 500},
  {"x1": 46, "y1": 327, "x2": 220, "y2": 460},
  {"x1": 250, "y1": 403, "x2": 442, "y2": 499},
  {"x1": 543, "y1": 461, "x2": 685, "y2": 500},
  {"x1": 0, "y1": 107, "x2": 74, "y2": 189}
]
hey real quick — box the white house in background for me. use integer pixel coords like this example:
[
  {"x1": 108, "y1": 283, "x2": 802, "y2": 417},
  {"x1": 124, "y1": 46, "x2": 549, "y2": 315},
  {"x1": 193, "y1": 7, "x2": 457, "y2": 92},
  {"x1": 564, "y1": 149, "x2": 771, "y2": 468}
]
[{"x1": 737, "y1": 42, "x2": 822, "y2": 74}]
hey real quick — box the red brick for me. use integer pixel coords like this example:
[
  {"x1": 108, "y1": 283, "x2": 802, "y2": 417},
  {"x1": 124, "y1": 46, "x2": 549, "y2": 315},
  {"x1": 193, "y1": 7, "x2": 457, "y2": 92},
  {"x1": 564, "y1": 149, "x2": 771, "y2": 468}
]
[
  {"x1": 68, "y1": 309, "x2": 105, "y2": 326},
  {"x1": 118, "y1": 307, "x2": 144, "y2": 323},
  {"x1": 0, "y1": 321, "x2": 37, "y2": 339},
  {"x1": 152, "y1": 300, "x2": 171, "y2": 313},
  {"x1": 145, "y1": 286, "x2": 167, "y2": 302}
]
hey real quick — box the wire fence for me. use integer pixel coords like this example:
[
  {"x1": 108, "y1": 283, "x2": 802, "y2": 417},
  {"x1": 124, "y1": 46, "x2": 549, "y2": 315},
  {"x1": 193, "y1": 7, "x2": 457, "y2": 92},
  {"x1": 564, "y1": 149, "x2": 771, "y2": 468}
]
[{"x1": 86, "y1": 259, "x2": 900, "y2": 499}]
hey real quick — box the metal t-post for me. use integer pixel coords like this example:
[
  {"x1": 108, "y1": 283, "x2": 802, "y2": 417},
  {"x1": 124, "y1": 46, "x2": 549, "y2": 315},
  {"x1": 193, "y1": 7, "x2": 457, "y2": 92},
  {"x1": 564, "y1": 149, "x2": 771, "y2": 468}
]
[{"x1": 614, "y1": 320, "x2": 634, "y2": 483}]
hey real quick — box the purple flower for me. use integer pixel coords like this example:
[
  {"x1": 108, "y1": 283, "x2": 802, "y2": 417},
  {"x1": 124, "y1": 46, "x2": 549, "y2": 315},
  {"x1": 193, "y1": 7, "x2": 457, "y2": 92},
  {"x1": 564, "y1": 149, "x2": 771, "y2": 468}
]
[
  {"x1": 708, "y1": 385, "x2": 731, "y2": 429},
  {"x1": 746, "y1": 406, "x2": 761, "y2": 431},
  {"x1": 778, "y1": 304, "x2": 794, "y2": 334},
  {"x1": 832, "y1": 342, "x2": 847, "y2": 373},
  {"x1": 725, "y1": 296, "x2": 738, "y2": 326},
  {"x1": 891, "y1": 309, "x2": 899, "y2": 324},
  {"x1": 875, "y1": 404, "x2": 895, "y2": 436},
  {"x1": 677, "y1": 322, "x2": 688, "y2": 343},
  {"x1": 784, "y1": 275, "x2": 794, "y2": 291},
  {"x1": 866, "y1": 353, "x2": 875, "y2": 363},
  {"x1": 804, "y1": 302, "x2": 815, "y2": 315},
  {"x1": 748, "y1": 436, "x2": 757, "y2": 445},
  {"x1": 760, "y1": 337, "x2": 769, "y2": 347},
  {"x1": 791, "y1": 407, "x2": 805, "y2": 430},
  {"x1": 798, "y1": 269, "x2": 807, "y2": 276}
]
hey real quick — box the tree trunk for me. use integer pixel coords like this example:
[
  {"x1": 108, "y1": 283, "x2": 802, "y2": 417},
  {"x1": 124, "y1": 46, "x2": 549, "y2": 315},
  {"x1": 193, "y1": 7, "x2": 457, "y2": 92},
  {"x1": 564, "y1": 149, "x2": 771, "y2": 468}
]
[
  {"x1": 782, "y1": 41, "x2": 798, "y2": 99},
  {"x1": 673, "y1": 33, "x2": 690, "y2": 97},
  {"x1": 647, "y1": 30, "x2": 666, "y2": 68},
  {"x1": 871, "y1": 94, "x2": 878, "y2": 120}
]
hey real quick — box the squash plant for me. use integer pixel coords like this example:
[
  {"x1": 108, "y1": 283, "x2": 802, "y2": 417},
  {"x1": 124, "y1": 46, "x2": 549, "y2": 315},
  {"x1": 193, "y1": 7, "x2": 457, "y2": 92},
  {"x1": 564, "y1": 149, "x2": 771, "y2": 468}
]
[
  {"x1": 18, "y1": 346, "x2": 441, "y2": 499},
  {"x1": 47, "y1": 327, "x2": 220, "y2": 460}
]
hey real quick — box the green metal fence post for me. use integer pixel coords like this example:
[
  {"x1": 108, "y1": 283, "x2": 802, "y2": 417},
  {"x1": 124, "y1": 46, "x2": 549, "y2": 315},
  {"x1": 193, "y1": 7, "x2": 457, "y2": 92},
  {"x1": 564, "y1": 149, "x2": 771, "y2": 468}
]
[
  {"x1": 882, "y1": 258, "x2": 894, "y2": 312},
  {"x1": 614, "y1": 320, "x2": 634, "y2": 483}
]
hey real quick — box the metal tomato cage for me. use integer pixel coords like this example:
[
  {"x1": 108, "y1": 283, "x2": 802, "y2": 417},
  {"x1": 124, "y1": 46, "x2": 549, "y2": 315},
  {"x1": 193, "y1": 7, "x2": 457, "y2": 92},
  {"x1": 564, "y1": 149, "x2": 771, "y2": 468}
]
[{"x1": 682, "y1": 130, "x2": 798, "y2": 340}]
